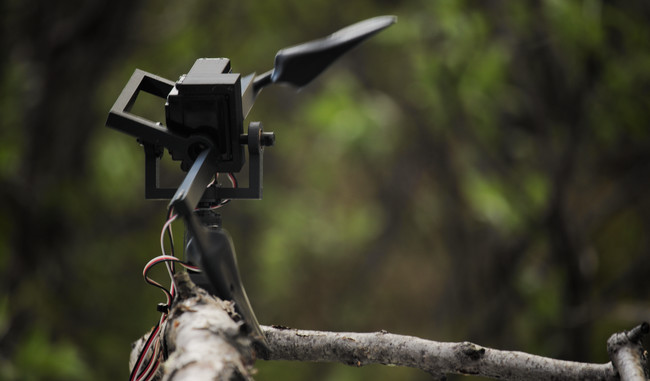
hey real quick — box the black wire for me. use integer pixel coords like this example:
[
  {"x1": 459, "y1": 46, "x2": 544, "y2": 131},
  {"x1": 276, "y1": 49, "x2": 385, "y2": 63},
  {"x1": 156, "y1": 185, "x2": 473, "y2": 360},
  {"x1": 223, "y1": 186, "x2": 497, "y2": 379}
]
[
  {"x1": 165, "y1": 207, "x2": 176, "y2": 269},
  {"x1": 129, "y1": 320, "x2": 161, "y2": 381},
  {"x1": 143, "y1": 263, "x2": 172, "y2": 303},
  {"x1": 229, "y1": 172, "x2": 238, "y2": 188},
  {"x1": 166, "y1": 226, "x2": 175, "y2": 258}
]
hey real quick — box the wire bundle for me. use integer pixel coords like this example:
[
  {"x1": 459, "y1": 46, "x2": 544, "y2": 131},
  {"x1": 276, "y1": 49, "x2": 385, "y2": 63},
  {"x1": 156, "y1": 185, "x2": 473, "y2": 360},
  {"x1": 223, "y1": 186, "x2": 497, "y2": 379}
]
[
  {"x1": 129, "y1": 173, "x2": 236, "y2": 381},
  {"x1": 129, "y1": 209, "x2": 199, "y2": 381}
]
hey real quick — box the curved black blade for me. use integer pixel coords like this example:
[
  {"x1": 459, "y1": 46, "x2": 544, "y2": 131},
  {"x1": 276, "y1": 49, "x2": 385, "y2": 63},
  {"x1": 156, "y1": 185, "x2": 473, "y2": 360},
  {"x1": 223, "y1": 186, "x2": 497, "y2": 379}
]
[
  {"x1": 185, "y1": 220, "x2": 269, "y2": 351},
  {"x1": 270, "y1": 15, "x2": 396, "y2": 88}
]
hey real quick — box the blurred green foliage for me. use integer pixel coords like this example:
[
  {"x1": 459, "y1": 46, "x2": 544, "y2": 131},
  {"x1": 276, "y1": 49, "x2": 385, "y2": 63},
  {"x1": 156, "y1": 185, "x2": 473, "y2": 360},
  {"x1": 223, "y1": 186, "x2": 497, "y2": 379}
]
[{"x1": 1, "y1": 1, "x2": 649, "y2": 380}]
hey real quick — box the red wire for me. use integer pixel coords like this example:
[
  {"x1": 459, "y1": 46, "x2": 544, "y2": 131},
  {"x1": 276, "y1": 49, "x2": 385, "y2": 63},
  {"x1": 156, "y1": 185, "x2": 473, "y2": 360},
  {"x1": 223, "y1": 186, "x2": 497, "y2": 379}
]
[
  {"x1": 227, "y1": 172, "x2": 238, "y2": 188},
  {"x1": 129, "y1": 318, "x2": 162, "y2": 381},
  {"x1": 132, "y1": 255, "x2": 200, "y2": 381},
  {"x1": 130, "y1": 199, "x2": 204, "y2": 380}
]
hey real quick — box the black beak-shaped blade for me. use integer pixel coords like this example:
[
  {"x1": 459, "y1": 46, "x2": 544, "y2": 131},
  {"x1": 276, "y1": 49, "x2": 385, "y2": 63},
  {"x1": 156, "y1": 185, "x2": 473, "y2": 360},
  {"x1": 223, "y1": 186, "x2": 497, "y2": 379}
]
[
  {"x1": 184, "y1": 218, "x2": 269, "y2": 352},
  {"x1": 270, "y1": 15, "x2": 396, "y2": 88}
]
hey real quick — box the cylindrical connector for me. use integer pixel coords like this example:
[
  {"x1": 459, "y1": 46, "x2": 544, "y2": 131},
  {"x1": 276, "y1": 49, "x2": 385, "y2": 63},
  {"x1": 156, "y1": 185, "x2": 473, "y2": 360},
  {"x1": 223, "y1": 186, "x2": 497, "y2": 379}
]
[
  {"x1": 239, "y1": 122, "x2": 275, "y2": 147},
  {"x1": 261, "y1": 132, "x2": 275, "y2": 147}
]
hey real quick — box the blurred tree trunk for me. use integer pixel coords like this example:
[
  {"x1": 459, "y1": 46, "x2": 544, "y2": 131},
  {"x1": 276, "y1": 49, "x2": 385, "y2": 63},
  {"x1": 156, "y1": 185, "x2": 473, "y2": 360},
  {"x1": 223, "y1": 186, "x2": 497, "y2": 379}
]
[{"x1": 0, "y1": 0, "x2": 142, "y2": 360}]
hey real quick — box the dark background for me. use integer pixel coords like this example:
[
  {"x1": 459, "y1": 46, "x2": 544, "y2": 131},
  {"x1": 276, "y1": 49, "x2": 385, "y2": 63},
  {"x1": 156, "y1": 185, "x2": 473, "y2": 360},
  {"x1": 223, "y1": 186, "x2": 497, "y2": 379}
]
[{"x1": 1, "y1": 1, "x2": 649, "y2": 380}]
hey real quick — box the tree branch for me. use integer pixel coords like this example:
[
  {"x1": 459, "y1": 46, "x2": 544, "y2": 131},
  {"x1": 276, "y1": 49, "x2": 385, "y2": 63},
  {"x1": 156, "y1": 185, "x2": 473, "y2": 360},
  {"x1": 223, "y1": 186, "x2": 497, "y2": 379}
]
[
  {"x1": 607, "y1": 322, "x2": 650, "y2": 381},
  {"x1": 130, "y1": 273, "x2": 648, "y2": 380},
  {"x1": 261, "y1": 326, "x2": 619, "y2": 380},
  {"x1": 130, "y1": 272, "x2": 257, "y2": 381}
]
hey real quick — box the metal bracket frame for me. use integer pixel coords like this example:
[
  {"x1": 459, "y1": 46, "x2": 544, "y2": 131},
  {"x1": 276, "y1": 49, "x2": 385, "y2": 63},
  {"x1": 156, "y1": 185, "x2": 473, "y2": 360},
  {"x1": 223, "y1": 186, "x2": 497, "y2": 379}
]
[{"x1": 106, "y1": 69, "x2": 266, "y2": 203}]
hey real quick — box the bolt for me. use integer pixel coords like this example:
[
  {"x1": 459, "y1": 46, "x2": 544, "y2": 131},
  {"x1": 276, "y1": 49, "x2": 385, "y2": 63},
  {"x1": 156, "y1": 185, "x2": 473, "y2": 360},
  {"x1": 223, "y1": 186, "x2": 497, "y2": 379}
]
[{"x1": 261, "y1": 132, "x2": 275, "y2": 147}]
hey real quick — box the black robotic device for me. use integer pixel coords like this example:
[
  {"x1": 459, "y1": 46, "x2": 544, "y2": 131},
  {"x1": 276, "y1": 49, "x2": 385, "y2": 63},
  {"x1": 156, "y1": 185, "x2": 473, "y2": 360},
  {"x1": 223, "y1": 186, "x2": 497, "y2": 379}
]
[{"x1": 106, "y1": 15, "x2": 396, "y2": 350}]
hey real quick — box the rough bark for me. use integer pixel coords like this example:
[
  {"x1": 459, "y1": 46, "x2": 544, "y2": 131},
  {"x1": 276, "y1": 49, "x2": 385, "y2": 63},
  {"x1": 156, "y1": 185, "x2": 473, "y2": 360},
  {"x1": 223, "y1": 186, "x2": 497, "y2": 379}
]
[
  {"x1": 129, "y1": 272, "x2": 257, "y2": 381},
  {"x1": 607, "y1": 322, "x2": 650, "y2": 381},
  {"x1": 131, "y1": 273, "x2": 648, "y2": 380},
  {"x1": 262, "y1": 326, "x2": 617, "y2": 380}
]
